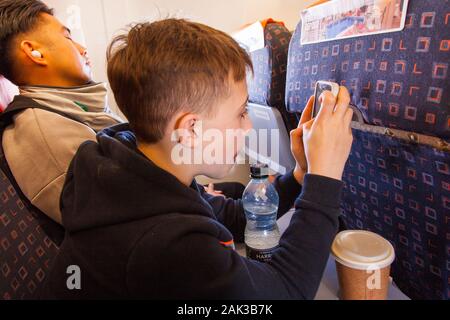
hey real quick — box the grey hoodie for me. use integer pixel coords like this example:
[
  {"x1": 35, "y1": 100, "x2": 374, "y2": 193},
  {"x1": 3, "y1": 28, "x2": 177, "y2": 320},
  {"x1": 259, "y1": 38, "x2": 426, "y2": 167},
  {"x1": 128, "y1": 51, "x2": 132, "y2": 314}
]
[{"x1": 2, "y1": 82, "x2": 122, "y2": 224}]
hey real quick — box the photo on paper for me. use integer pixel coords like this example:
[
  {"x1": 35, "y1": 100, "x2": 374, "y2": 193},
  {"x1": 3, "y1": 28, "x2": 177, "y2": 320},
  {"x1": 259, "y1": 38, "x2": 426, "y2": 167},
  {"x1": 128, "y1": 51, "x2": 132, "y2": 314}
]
[{"x1": 300, "y1": 0, "x2": 409, "y2": 45}]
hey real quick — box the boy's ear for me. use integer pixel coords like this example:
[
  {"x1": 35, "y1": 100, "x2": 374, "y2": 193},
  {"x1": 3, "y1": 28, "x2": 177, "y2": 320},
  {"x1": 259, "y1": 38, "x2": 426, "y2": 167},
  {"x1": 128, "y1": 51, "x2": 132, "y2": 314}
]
[
  {"x1": 174, "y1": 113, "x2": 201, "y2": 148},
  {"x1": 20, "y1": 40, "x2": 48, "y2": 66}
]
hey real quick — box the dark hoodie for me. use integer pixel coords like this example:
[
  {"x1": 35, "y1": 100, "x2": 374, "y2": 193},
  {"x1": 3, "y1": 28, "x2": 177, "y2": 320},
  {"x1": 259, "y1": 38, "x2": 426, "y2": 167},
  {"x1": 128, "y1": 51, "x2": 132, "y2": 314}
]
[{"x1": 41, "y1": 123, "x2": 343, "y2": 300}]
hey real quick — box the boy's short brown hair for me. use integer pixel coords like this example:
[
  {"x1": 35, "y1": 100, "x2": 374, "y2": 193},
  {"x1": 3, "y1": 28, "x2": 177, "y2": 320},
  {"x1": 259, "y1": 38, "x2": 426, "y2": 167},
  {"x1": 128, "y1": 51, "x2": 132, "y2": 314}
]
[
  {"x1": 0, "y1": 0, "x2": 53, "y2": 82},
  {"x1": 107, "y1": 19, "x2": 253, "y2": 144}
]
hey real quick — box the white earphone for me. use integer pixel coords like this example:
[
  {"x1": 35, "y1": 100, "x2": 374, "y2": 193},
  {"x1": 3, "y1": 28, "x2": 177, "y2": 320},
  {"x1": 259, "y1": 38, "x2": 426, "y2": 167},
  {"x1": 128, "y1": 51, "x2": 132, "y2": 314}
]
[{"x1": 31, "y1": 50, "x2": 42, "y2": 58}]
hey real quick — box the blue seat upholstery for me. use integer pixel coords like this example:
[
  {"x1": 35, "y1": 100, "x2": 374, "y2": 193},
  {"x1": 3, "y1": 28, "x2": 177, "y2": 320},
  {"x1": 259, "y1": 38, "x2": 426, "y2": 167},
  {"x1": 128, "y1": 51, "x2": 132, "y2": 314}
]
[
  {"x1": 286, "y1": 0, "x2": 449, "y2": 300},
  {"x1": 248, "y1": 22, "x2": 298, "y2": 131}
]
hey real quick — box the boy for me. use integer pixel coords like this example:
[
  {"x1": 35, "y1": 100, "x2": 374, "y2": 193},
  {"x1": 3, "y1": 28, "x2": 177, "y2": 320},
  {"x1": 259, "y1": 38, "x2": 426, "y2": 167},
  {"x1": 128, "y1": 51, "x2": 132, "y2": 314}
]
[
  {"x1": 0, "y1": 0, "x2": 122, "y2": 224},
  {"x1": 42, "y1": 19, "x2": 354, "y2": 299}
]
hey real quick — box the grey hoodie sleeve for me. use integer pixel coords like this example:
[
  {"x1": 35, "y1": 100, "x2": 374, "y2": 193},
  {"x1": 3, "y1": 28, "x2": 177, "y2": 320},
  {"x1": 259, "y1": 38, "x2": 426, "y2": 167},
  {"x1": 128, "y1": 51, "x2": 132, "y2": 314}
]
[{"x1": 2, "y1": 108, "x2": 97, "y2": 224}]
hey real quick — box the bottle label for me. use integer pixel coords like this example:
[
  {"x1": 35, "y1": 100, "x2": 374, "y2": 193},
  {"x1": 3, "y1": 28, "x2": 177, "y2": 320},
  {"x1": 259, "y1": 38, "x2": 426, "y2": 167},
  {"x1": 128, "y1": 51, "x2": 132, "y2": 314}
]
[{"x1": 246, "y1": 245, "x2": 279, "y2": 263}]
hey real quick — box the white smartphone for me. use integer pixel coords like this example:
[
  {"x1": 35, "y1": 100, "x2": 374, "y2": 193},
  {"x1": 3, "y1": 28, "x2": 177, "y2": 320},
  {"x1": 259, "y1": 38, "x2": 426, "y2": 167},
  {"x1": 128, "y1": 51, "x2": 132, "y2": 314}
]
[{"x1": 312, "y1": 81, "x2": 340, "y2": 118}]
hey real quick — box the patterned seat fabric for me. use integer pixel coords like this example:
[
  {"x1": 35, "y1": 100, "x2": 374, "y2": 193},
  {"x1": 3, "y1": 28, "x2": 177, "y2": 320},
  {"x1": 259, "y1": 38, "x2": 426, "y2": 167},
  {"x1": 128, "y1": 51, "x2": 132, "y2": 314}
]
[
  {"x1": 342, "y1": 130, "x2": 449, "y2": 300},
  {"x1": 0, "y1": 169, "x2": 59, "y2": 300},
  {"x1": 0, "y1": 99, "x2": 60, "y2": 299},
  {"x1": 248, "y1": 22, "x2": 298, "y2": 131},
  {"x1": 286, "y1": 1, "x2": 449, "y2": 138},
  {"x1": 285, "y1": 0, "x2": 449, "y2": 300}
]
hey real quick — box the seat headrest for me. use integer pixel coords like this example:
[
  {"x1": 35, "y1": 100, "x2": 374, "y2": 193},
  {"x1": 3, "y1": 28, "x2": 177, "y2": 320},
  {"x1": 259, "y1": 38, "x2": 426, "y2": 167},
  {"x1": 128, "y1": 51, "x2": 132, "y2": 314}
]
[
  {"x1": 285, "y1": 0, "x2": 449, "y2": 139},
  {"x1": 247, "y1": 23, "x2": 292, "y2": 109}
]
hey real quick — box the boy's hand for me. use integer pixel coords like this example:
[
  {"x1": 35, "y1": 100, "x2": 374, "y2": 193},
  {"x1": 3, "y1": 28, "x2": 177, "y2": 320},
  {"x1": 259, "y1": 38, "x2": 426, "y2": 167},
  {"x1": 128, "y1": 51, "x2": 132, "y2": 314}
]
[
  {"x1": 290, "y1": 96, "x2": 314, "y2": 185},
  {"x1": 303, "y1": 86, "x2": 353, "y2": 181}
]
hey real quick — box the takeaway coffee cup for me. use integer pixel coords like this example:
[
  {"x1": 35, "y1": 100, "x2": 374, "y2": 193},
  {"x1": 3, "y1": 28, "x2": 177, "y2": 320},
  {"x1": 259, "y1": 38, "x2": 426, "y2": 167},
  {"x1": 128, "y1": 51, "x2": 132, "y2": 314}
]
[{"x1": 331, "y1": 230, "x2": 395, "y2": 300}]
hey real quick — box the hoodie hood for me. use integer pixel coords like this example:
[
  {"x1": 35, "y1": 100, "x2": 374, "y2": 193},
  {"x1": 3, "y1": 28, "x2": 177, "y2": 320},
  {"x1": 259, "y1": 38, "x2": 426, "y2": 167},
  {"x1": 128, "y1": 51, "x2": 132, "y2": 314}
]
[
  {"x1": 19, "y1": 82, "x2": 123, "y2": 132},
  {"x1": 61, "y1": 123, "x2": 215, "y2": 232}
]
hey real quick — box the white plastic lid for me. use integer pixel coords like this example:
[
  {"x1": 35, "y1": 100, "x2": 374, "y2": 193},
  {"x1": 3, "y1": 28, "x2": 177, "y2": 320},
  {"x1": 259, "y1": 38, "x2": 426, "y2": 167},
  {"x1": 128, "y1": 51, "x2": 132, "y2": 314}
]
[{"x1": 331, "y1": 230, "x2": 395, "y2": 270}]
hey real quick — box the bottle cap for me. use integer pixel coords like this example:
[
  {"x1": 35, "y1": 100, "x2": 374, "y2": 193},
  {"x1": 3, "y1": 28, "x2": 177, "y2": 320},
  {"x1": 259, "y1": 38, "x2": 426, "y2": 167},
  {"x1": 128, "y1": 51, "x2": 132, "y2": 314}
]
[{"x1": 250, "y1": 163, "x2": 269, "y2": 179}]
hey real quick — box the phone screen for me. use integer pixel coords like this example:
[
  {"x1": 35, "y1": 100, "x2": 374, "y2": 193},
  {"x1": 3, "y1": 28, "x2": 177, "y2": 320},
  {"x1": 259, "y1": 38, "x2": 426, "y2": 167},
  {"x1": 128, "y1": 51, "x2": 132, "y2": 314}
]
[{"x1": 313, "y1": 82, "x2": 334, "y2": 118}]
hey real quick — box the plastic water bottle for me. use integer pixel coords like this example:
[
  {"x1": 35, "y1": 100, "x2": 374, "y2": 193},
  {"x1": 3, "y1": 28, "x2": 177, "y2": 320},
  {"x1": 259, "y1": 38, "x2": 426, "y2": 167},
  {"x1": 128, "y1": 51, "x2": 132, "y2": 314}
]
[{"x1": 243, "y1": 163, "x2": 280, "y2": 262}]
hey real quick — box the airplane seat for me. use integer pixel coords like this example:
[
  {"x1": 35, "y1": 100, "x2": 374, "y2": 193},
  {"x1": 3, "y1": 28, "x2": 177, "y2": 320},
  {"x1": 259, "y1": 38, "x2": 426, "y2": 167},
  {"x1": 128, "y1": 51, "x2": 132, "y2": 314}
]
[
  {"x1": 247, "y1": 21, "x2": 299, "y2": 131},
  {"x1": 286, "y1": 0, "x2": 449, "y2": 300},
  {"x1": 246, "y1": 21, "x2": 298, "y2": 174},
  {"x1": 0, "y1": 81, "x2": 60, "y2": 299},
  {"x1": 0, "y1": 143, "x2": 60, "y2": 300}
]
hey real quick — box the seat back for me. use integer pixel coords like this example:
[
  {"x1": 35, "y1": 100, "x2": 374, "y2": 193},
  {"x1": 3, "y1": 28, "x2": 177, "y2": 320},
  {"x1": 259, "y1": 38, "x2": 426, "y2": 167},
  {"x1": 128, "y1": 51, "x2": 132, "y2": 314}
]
[
  {"x1": 248, "y1": 22, "x2": 298, "y2": 130},
  {"x1": 0, "y1": 97, "x2": 60, "y2": 300},
  {"x1": 246, "y1": 22, "x2": 297, "y2": 174},
  {"x1": 286, "y1": 0, "x2": 449, "y2": 300},
  {"x1": 0, "y1": 167, "x2": 59, "y2": 299}
]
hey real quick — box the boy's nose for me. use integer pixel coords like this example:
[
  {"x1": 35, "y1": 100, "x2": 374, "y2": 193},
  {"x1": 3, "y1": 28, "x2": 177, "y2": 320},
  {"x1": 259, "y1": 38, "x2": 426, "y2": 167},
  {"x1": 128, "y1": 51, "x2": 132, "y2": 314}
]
[
  {"x1": 74, "y1": 41, "x2": 88, "y2": 57},
  {"x1": 81, "y1": 47, "x2": 88, "y2": 57}
]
